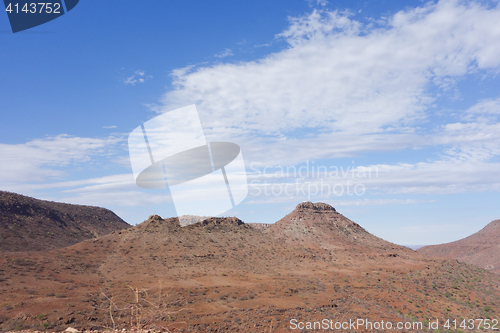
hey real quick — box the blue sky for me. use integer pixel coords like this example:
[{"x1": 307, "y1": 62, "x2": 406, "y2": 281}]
[{"x1": 2, "y1": 0, "x2": 500, "y2": 245}]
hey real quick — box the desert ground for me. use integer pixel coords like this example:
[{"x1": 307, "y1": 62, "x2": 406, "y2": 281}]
[{"x1": 1, "y1": 200, "x2": 499, "y2": 332}]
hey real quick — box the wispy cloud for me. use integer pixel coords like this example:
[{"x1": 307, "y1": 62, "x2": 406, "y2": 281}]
[
  {"x1": 0, "y1": 134, "x2": 123, "y2": 185},
  {"x1": 254, "y1": 42, "x2": 272, "y2": 48},
  {"x1": 245, "y1": 158, "x2": 500, "y2": 202},
  {"x1": 214, "y1": 48, "x2": 233, "y2": 58},
  {"x1": 124, "y1": 70, "x2": 153, "y2": 85},
  {"x1": 306, "y1": 0, "x2": 329, "y2": 8}
]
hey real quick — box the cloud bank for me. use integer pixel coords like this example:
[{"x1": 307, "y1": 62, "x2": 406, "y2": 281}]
[{"x1": 159, "y1": 0, "x2": 500, "y2": 164}]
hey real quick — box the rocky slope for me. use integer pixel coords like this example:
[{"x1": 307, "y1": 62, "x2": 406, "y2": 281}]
[
  {"x1": 0, "y1": 191, "x2": 130, "y2": 252},
  {"x1": 0, "y1": 203, "x2": 499, "y2": 332},
  {"x1": 264, "y1": 201, "x2": 410, "y2": 253},
  {"x1": 419, "y1": 219, "x2": 500, "y2": 274}
]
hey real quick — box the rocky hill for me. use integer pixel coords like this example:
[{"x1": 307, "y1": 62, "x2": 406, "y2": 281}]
[
  {"x1": 0, "y1": 203, "x2": 499, "y2": 332},
  {"x1": 419, "y1": 219, "x2": 500, "y2": 274},
  {"x1": 0, "y1": 191, "x2": 130, "y2": 252},
  {"x1": 264, "y1": 201, "x2": 410, "y2": 253}
]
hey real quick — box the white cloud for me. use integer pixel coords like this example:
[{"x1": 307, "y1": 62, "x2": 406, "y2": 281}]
[
  {"x1": 306, "y1": 0, "x2": 329, "y2": 8},
  {"x1": 57, "y1": 191, "x2": 170, "y2": 207},
  {"x1": 466, "y1": 98, "x2": 500, "y2": 116},
  {"x1": 276, "y1": 9, "x2": 360, "y2": 47},
  {"x1": 124, "y1": 70, "x2": 153, "y2": 85},
  {"x1": 461, "y1": 97, "x2": 500, "y2": 125},
  {"x1": 160, "y1": 0, "x2": 500, "y2": 142},
  {"x1": 244, "y1": 154, "x2": 500, "y2": 202},
  {"x1": 0, "y1": 134, "x2": 123, "y2": 184},
  {"x1": 214, "y1": 48, "x2": 233, "y2": 58},
  {"x1": 434, "y1": 98, "x2": 500, "y2": 163},
  {"x1": 363, "y1": 160, "x2": 500, "y2": 195},
  {"x1": 103, "y1": 125, "x2": 117, "y2": 129},
  {"x1": 0, "y1": 139, "x2": 171, "y2": 211},
  {"x1": 59, "y1": 186, "x2": 171, "y2": 207},
  {"x1": 25, "y1": 173, "x2": 134, "y2": 190}
]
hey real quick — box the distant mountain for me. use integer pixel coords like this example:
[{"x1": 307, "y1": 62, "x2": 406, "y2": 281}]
[
  {"x1": 405, "y1": 245, "x2": 425, "y2": 250},
  {"x1": 264, "y1": 201, "x2": 410, "y2": 253},
  {"x1": 419, "y1": 219, "x2": 500, "y2": 274},
  {"x1": 0, "y1": 191, "x2": 130, "y2": 252}
]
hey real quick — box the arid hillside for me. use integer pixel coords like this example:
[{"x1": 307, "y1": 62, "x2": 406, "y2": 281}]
[
  {"x1": 265, "y1": 201, "x2": 412, "y2": 252},
  {"x1": 419, "y1": 219, "x2": 500, "y2": 274},
  {"x1": 0, "y1": 202, "x2": 499, "y2": 332},
  {"x1": 0, "y1": 191, "x2": 130, "y2": 252}
]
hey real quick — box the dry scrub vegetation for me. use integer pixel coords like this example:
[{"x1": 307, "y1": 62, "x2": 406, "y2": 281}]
[{"x1": 0, "y1": 203, "x2": 499, "y2": 332}]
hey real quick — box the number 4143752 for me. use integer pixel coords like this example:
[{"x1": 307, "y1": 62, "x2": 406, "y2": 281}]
[
  {"x1": 444, "y1": 319, "x2": 498, "y2": 330},
  {"x1": 5, "y1": 3, "x2": 62, "y2": 14}
]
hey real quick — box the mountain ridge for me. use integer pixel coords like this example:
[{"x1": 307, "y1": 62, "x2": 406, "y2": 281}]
[
  {"x1": 418, "y1": 219, "x2": 500, "y2": 274},
  {"x1": 0, "y1": 191, "x2": 130, "y2": 252},
  {"x1": 0, "y1": 196, "x2": 499, "y2": 332}
]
